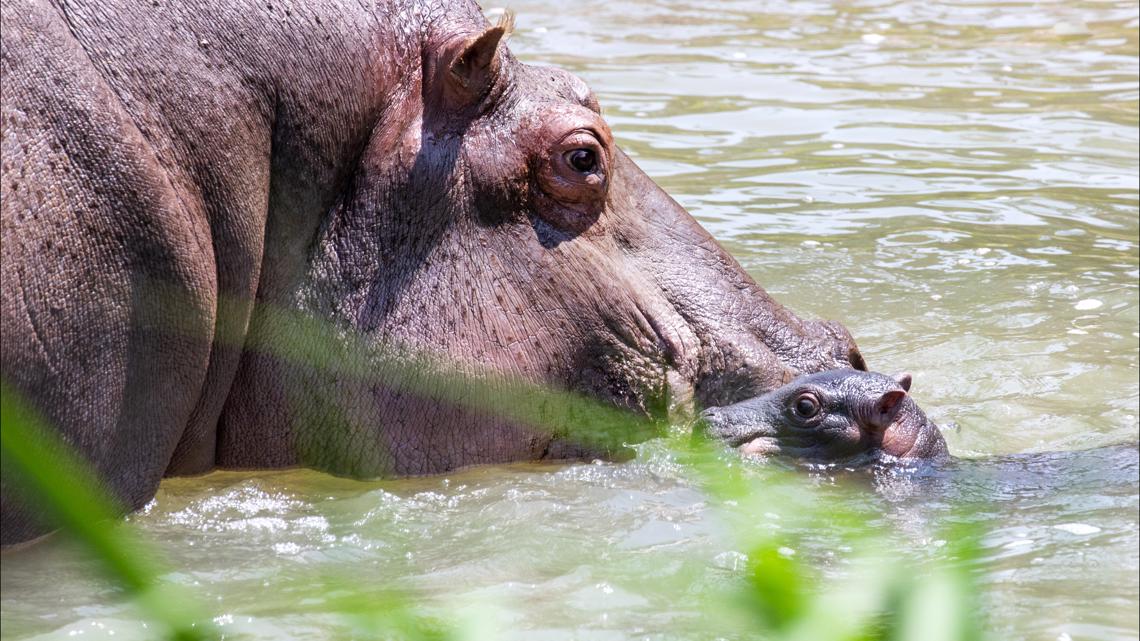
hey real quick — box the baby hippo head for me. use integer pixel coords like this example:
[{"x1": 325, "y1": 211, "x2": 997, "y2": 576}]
[{"x1": 697, "y1": 370, "x2": 949, "y2": 463}]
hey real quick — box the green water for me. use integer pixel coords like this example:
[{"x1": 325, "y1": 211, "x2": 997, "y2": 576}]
[{"x1": 2, "y1": 1, "x2": 1137, "y2": 639}]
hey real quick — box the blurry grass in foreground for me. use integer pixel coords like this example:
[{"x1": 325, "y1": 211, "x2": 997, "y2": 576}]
[
  {"x1": 1, "y1": 383, "x2": 215, "y2": 641},
  {"x1": 1, "y1": 376, "x2": 989, "y2": 641},
  {"x1": 682, "y1": 439, "x2": 987, "y2": 641},
  {"x1": 1, "y1": 383, "x2": 459, "y2": 640},
  {"x1": 1, "y1": 293, "x2": 989, "y2": 639}
]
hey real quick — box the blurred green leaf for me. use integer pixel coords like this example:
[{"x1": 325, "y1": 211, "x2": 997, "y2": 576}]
[
  {"x1": 743, "y1": 542, "x2": 810, "y2": 632},
  {"x1": 1, "y1": 382, "x2": 215, "y2": 641},
  {"x1": 889, "y1": 522, "x2": 986, "y2": 641},
  {"x1": 328, "y1": 589, "x2": 455, "y2": 641}
]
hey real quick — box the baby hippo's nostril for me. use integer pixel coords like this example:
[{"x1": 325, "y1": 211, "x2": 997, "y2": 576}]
[
  {"x1": 699, "y1": 407, "x2": 723, "y2": 423},
  {"x1": 695, "y1": 406, "x2": 729, "y2": 438},
  {"x1": 694, "y1": 406, "x2": 736, "y2": 444}
]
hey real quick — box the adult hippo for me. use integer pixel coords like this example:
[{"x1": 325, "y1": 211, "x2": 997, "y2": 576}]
[{"x1": 2, "y1": 0, "x2": 882, "y2": 546}]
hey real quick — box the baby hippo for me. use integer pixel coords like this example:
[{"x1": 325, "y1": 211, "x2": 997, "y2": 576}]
[{"x1": 698, "y1": 369, "x2": 949, "y2": 463}]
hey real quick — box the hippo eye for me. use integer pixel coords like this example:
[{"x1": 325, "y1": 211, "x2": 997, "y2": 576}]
[
  {"x1": 564, "y1": 148, "x2": 598, "y2": 174},
  {"x1": 792, "y1": 393, "x2": 821, "y2": 419},
  {"x1": 533, "y1": 127, "x2": 610, "y2": 229}
]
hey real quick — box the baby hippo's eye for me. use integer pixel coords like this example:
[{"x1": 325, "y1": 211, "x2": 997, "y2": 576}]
[
  {"x1": 792, "y1": 392, "x2": 821, "y2": 419},
  {"x1": 565, "y1": 148, "x2": 598, "y2": 174}
]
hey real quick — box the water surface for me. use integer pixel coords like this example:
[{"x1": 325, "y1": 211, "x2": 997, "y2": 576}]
[{"x1": 2, "y1": 1, "x2": 1137, "y2": 639}]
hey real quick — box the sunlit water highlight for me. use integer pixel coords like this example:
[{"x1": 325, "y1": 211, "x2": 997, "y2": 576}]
[{"x1": 2, "y1": 1, "x2": 1137, "y2": 639}]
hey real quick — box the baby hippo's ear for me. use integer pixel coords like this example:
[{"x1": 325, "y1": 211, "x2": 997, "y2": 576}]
[
  {"x1": 866, "y1": 388, "x2": 907, "y2": 432},
  {"x1": 893, "y1": 372, "x2": 912, "y2": 392}
]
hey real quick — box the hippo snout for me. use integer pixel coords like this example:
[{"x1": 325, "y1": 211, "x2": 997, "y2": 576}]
[{"x1": 698, "y1": 403, "x2": 775, "y2": 448}]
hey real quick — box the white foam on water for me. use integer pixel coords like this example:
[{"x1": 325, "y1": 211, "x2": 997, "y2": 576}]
[
  {"x1": 1004, "y1": 539, "x2": 1034, "y2": 548},
  {"x1": 1052, "y1": 523, "x2": 1100, "y2": 536}
]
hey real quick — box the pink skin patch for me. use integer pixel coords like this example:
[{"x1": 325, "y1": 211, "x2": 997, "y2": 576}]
[{"x1": 739, "y1": 437, "x2": 783, "y2": 456}]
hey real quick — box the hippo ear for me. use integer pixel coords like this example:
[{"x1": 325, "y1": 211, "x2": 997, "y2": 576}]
[
  {"x1": 443, "y1": 15, "x2": 512, "y2": 110},
  {"x1": 867, "y1": 390, "x2": 907, "y2": 431},
  {"x1": 894, "y1": 372, "x2": 912, "y2": 392}
]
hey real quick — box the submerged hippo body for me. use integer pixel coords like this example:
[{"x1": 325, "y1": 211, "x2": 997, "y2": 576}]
[
  {"x1": 699, "y1": 370, "x2": 949, "y2": 462},
  {"x1": 1, "y1": 0, "x2": 869, "y2": 545}
]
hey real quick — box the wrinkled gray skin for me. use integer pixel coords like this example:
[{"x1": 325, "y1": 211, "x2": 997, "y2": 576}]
[
  {"x1": 0, "y1": 0, "x2": 869, "y2": 546},
  {"x1": 699, "y1": 370, "x2": 950, "y2": 462}
]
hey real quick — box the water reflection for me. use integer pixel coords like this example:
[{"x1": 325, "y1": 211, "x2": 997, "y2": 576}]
[{"x1": 3, "y1": 443, "x2": 1136, "y2": 639}]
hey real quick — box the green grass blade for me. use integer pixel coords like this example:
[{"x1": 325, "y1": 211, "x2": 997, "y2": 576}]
[{"x1": 1, "y1": 382, "x2": 215, "y2": 641}]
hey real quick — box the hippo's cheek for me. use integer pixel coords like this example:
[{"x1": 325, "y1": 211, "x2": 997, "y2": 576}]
[
  {"x1": 879, "y1": 427, "x2": 915, "y2": 458},
  {"x1": 882, "y1": 419, "x2": 950, "y2": 460},
  {"x1": 879, "y1": 418, "x2": 940, "y2": 458}
]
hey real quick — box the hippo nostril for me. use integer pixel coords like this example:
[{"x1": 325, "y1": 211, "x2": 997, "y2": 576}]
[
  {"x1": 699, "y1": 407, "x2": 722, "y2": 422},
  {"x1": 695, "y1": 407, "x2": 725, "y2": 438},
  {"x1": 693, "y1": 407, "x2": 737, "y2": 445}
]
